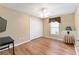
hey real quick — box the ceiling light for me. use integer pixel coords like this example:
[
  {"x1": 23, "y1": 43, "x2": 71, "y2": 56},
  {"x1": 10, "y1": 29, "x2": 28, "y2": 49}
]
[{"x1": 40, "y1": 8, "x2": 48, "y2": 18}]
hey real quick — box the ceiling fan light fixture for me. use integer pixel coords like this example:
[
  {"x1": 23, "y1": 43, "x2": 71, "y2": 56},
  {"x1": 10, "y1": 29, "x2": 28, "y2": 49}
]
[{"x1": 40, "y1": 8, "x2": 48, "y2": 18}]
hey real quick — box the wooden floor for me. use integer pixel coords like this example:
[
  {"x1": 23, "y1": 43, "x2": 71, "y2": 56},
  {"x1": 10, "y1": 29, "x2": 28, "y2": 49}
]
[{"x1": 0, "y1": 37, "x2": 76, "y2": 55}]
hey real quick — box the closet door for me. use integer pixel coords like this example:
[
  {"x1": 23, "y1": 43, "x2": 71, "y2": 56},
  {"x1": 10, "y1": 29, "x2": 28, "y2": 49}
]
[{"x1": 30, "y1": 16, "x2": 43, "y2": 40}]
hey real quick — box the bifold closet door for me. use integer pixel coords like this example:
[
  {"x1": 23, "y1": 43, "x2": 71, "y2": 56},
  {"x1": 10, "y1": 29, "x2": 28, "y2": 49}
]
[{"x1": 29, "y1": 16, "x2": 43, "y2": 40}]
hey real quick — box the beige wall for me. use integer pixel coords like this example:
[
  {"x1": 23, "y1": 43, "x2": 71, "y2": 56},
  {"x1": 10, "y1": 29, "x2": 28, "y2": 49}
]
[
  {"x1": 43, "y1": 13, "x2": 75, "y2": 38},
  {"x1": 0, "y1": 5, "x2": 30, "y2": 46},
  {"x1": 60, "y1": 13, "x2": 75, "y2": 33},
  {"x1": 43, "y1": 18, "x2": 50, "y2": 37}
]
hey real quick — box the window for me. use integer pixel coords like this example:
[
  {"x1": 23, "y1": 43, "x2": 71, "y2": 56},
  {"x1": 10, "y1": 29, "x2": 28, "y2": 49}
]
[{"x1": 50, "y1": 22, "x2": 59, "y2": 35}]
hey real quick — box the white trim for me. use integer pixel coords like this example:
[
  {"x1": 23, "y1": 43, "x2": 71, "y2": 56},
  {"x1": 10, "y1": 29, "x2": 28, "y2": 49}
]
[
  {"x1": 12, "y1": 36, "x2": 42, "y2": 47},
  {"x1": 43, "y1": 36, "x2": 63, "y2": 42},
  {"x1": 0, "y1": 39, "x2": 31, "y2": 52},
  {"x1": 0, "y1": 37, "x2": 42, "y2": 52},
  {"x1": 74, "y1": 45, "x2": 79, "y2": 55},
  {"x1": 15, "y1": 39, "x2": 31, "y2": 47},
  {"x1": 0, "y1": 37, "x2": 77, "y2": 55}
]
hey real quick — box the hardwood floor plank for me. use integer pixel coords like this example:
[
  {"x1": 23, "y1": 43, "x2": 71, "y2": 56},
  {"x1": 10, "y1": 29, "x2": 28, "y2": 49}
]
[{"x1": 0, "y1": 37, "x2": 76, "y2": 55}]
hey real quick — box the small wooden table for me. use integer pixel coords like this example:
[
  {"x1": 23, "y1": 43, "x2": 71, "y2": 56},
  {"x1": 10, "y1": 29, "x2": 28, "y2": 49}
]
[{"x1": 0, "y1": 36, "x2": 15, "y2": 55}]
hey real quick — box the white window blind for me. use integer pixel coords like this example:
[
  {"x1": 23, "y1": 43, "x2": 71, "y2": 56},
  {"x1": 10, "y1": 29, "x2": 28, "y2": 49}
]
[{"x1": 50, "y1": 22, "x2": 59, "y2": 35}]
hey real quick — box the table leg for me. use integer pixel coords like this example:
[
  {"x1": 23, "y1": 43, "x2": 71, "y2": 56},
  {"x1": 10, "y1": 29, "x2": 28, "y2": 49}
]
[
  {"x1": 8, "y1": 44, "x2": 10, "y2": 51},
  {"x1": 8, "y1": 44, "x2": 9, "y2": 49},
  {"x1": 13, "y1": 41, "x2": 15, "y2": 55}
]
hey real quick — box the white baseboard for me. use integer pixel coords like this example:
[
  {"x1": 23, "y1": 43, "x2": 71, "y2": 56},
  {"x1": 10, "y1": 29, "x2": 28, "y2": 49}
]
[
  {"x1": 1, "y1": 36, "x2": 77, "y2": 55},
  {"x1": 15, "y1": 39, "x2": 31, "y2": 47},
  {"x1": 74, "y1": 45, "x2": 79, "y2": 55},
  {"x1": 0, "y1": 39, "x2": 31, "y2": 52},
  {"x1": 43, "y1": 36, "x2": 63, "y2": 42},
  {"x1": 0, "y1": 37, "x2": 42, "y2": 52}
]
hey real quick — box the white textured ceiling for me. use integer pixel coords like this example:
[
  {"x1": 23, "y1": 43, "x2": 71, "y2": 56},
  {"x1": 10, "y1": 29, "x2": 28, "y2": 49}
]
[{"x1": 0, "y1": 3, "x2": 78, "y2": 18}]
